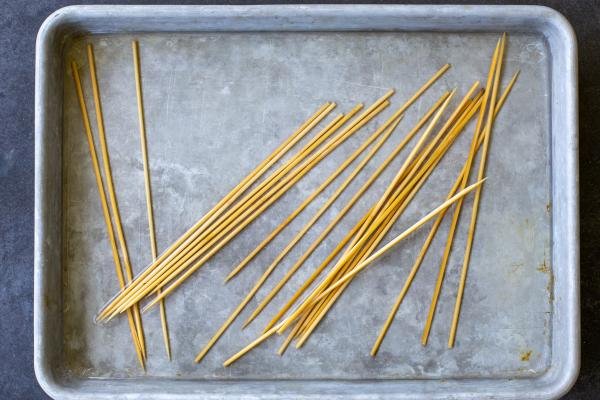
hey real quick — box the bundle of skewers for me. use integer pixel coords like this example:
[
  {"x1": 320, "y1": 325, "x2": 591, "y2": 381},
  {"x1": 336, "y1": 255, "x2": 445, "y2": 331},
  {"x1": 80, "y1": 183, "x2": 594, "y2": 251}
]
[{"x1": 72, "y1": 33, "x2": 517, "y2": 368}]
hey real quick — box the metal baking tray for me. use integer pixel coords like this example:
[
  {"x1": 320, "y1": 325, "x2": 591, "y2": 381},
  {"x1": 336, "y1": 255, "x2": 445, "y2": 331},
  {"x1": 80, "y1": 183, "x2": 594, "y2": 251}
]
[{"x1": 34, "y1": 5, "x2": 579, "y2": 399}]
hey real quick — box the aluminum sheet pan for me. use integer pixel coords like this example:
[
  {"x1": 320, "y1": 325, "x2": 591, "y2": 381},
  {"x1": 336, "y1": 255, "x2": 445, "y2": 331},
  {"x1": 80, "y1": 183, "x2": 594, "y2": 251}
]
[{"x1": 34, "y1": 5, "x2": 579, "y2": 399}]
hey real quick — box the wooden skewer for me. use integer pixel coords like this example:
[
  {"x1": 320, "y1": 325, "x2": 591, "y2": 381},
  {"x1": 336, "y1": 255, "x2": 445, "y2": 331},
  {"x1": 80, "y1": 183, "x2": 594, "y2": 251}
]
[
  {"x1": 102, "y1": 104, "x2": 348, "y2": 320},
  {"x1": 132, "y1": 40, "x2": 172, "y2": 360},
  {"x1": 241, "y1": 115, "x2": 402, "y2": 329},
  {"x1": 261, "y1": 92, "x2": 451, "y2": 333},
  {"x1": 373, "y1": 99, "x2": 484, "y2": 355},
  {"x1": 157, "y1": 98, "x2": 375, "y2": 286},
  {"x1": 264, "y1": 210, "x2": 370, "y2": 334},
  {"x1": 226, "y1": 107, "x2": 401, "y2": 284},
  {"x1": 276, "y1": 91, "x2": 456, "y2": 334},
  {"x1": 249, "y1": 90, "x2": 453, "y2": 327},
  {"x1": 105, "y1": 65, "x2": 448, "y2": 322},
  {"x1": 288, "y1": 93, "x2": 485, "y2": 342},
  {"x1": 294, "y1": 109, "x2": 479, "y2": 347},
  {"x1": 120, "y1": 101, "x2": 382, "y2": 318},
  {"x1": 422, "y1": 73, "x2": 517, "y2": 348},
  {"x1": 96, "y1": 101, "x2": 335, "y2": 320},
  {"x1": 139, "y1": 100, "x2": 390, "y2": 314},
  {"x1": 298, "y1": 179, "x2": 486, "y2": 347},
  {"x1": 310, "y1": 94, "x2": 485, "y2": 307},
  {"x1": 87, "y1": 44, "x2": 147, "y2": 359},
  {"x1": 108, "y1": 100, "x2": 373, "y2": 318},
  {"x1": 70, "y1": 61, "x2": 145, "y2": 369},
  {"x1": 448, "y1": 34, "x2": 506, "y2": 348},
  {"x1": 193, "y1": 108, "x2": 398, "y2": 362}
]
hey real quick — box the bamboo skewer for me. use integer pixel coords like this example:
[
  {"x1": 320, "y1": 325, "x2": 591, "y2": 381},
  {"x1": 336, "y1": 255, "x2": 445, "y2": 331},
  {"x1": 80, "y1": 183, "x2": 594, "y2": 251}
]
[
  {"x1": 101, "y1": 64, "x2": 449, "y2": 322},
  {"x1": 240, "y1": 115, "x2": 402, "y2": 329},
  {"x1": 448, "y1": 34, "x2": 506, "y2": 348},
  {"x1": 311, "y1": 179, "x2": 486, "y2": 314},
  {"x1": 226, "y1": 107, "x2": 401, "y2": 284},
  {"x1": 280, "y1": 92, "x2": 484, "y2": 342},
  {"x1": 193, "y1": 110, "x2": 399, "y2": 363},
  {"x1": 87, "y1": 44, "x2": 147, "y2": 359},
  {"x1": 137, "y1": 100, "x2": 390, "y2": 314},
  {"x1": 107, "y1": 97, "x2": 381, "y2": 315},
  {"x1": 132, "y1": 40, "x2": 172, "y2": 360},
  {"x1": 287, "y1": 123, "x2": 466, "y2": 349},
  {"x1": 105, "y1": 99, "x2": 375, "y2": 317},
  {"x1": 261, "y1": 92, "x2": 451, "y2": 333},
  {"x1": 422, "y1": 75, "x2": 517, "y2": 348},
  {"x1": 70, "y1": 61, "x2": 145, "y2": 369},
  {"x1": 294, "y1": 113, "x2": 482, "y2": 346},
  {"x1": 96, "y1": 101, "x2": 335, "y2": 320},
  {"x1": 223, "y1": 324, "x2": 283, "y2": 367},
  {"x1": 276, "y1": 91, "x2": 456, "y2": 334},
  {"x1": 249, "y1": 92, "x2": 451, "y2": 329},
  {"x1": 373, "y1": 116, "x2": 483, "y2": 355},
  {"x1": 199, "y1": 65, "x2": 452, "y2": 361},
  {"x1": 101, "y1": 105, "x2": 349, "y2": 320},
  {"x1": 278, "y1": 312, "x2": 307, "y2": 355}
]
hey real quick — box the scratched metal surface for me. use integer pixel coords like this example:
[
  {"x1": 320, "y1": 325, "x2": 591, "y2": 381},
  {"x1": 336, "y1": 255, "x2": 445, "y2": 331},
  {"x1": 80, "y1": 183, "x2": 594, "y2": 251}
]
[{"x1": 60, "y1": 30, "x2": 551, "y2": 381}]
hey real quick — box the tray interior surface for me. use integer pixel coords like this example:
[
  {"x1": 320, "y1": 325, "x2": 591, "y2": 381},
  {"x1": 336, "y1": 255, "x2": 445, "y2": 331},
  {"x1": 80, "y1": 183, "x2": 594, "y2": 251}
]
[{"x1": 60, "y1": 30, "x2": 552, "y2": 381}]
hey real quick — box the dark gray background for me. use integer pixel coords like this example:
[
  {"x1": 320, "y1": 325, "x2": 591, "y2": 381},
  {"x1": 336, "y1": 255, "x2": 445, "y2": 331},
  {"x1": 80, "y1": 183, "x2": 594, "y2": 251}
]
[{"x1": 0, "y1": 1, "x2": 595, "y2": 398}]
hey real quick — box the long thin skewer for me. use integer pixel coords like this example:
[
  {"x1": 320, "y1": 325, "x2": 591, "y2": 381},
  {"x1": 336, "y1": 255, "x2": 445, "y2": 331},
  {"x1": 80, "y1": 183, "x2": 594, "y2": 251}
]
[
  {"x1": 227, "y1": 108, "x2": 402, "y2": 284},
  {"x1": 96, "y1": 101, "x2": 335, "y2": 320},
  {"x1": 87, "y1": 44, "x2": 147, "y2": 358},
  {"x1": 294, "y1": 107, "x2": 483, "y2": 347},
  {"x1": 132, "y1": 40, "x2": 172, "y2": 360},
  {"x1": 105, "y1": 103, "x2": 357, "y2": 318},
  {"x1": 422, "y1": 73, "x2": 517, "y2": 348},
  {"x1": 448, "y1": 34, "x2": 506, "y2": 348},
  {"x1": 276, "y1": 91, "x2": 456, "y2": 334},
  {"x1": 241, "y1": 115, "x2": 402, "y2": 329},
  {"x1": 192, "y1": 109, "x2": 399, "y2": 362},
  {"x1": 224, "y1": 65, "x2": 456, "y2": 366},
  {"x1": 287, "y1": 93, "x2": 484, "y2": 343},
  {"x1": 248, "y1": 91, "x2": 453, "y2": 327},
  {"x1": 70, "y1": 61, "x2": 145, "y2": 369},
  {"x1": 278, "y1": 312, "x2": 307, "y2": 355},
  {"x1": 372, "y1": 112, "x2": 482, "y2": 355},
  {"x1": 262, "y1": 92, "x2": 451, "y2": 333},
  {"x1": 102, "y1": 104, "x2": 348, "y2": 320},
  {"x1": 139, "y1": 101, "x2": 390, "y2": 314},
  {"x1": 102, "y1": 64, "x2": 449, "y2": 321},
  {"x1": 223, "y1": 324, "x2": 282, "y2": 367},
  {"x1": 104, "y1": 64, "x2": 450, "y2": 322}
]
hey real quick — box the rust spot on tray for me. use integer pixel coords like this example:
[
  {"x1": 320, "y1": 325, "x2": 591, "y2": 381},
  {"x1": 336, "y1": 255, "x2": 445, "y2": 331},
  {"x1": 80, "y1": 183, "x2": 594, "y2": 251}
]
[
  {"x1": 520, "y1": 350, "x2": 532, "y2": 362},
  {"x1": 537, "y1": 259, "x2": 550, "y2": 274},
  {"x1": 537, "y1": 258, "x2": 554, "y2": 303}
]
